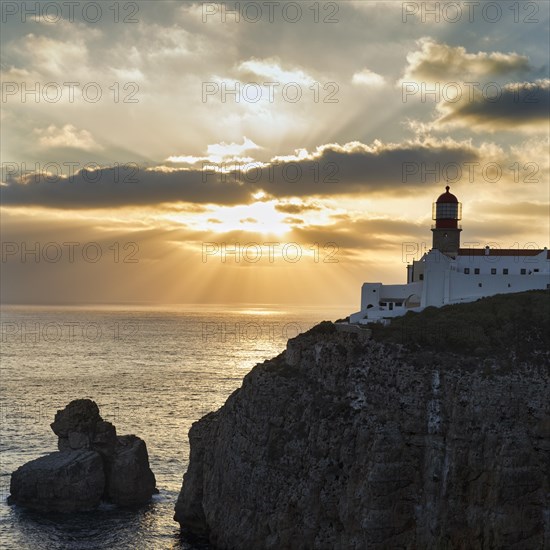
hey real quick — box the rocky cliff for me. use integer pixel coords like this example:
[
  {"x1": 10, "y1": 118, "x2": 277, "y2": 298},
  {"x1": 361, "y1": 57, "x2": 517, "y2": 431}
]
[{"x1": 175, "y1": 291, "x2": 550, "y2": 549}]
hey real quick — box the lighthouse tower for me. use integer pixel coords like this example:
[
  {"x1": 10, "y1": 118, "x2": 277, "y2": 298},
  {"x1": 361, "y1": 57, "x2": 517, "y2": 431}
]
[
  {"x1": 349, "y1": 184, "x2": 549, "y2": 324},
  {"x1": 431, "y1": 186, "x2": 462, "y2": 257}
]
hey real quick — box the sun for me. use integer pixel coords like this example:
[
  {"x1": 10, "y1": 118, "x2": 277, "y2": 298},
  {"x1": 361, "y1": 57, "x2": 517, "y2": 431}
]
[{"x1": 190, "y1": 200, "x2": 291, "y2": 236}]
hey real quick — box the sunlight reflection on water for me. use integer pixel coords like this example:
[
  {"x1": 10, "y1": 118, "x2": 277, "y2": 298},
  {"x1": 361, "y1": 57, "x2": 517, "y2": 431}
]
[{"x1": 0, "y1": 305, "x2": 348, "y2": 549}]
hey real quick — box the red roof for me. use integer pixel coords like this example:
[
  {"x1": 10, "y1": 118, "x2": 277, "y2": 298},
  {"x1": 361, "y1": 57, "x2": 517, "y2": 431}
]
[
  {"x1": 458, "y1": 248, "x2": 550, "y2": 259},
  {"x1": 436, "y1": 185, "x2": 458, "y2": 203}
]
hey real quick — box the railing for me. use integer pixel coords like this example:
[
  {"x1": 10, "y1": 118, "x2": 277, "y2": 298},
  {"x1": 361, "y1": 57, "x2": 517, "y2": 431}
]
[{"x1": 431, "y1": 224, "x2": 462, "y2": 230}]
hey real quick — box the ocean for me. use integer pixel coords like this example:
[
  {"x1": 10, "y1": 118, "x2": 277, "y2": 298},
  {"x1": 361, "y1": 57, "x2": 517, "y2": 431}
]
[{"x1": 0, "y1": 304, "x2": 349, "y2": 549}]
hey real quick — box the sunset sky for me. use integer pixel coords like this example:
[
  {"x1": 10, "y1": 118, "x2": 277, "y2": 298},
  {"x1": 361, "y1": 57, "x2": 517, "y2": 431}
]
[{"x1": 1, "y1": 1, "x2": 549, "y2": 306}]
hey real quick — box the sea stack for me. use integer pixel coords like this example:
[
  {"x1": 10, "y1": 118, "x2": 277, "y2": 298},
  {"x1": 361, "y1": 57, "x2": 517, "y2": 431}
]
[{"x1": 8, "y1": 399, "x2": 157, "y2": 512}]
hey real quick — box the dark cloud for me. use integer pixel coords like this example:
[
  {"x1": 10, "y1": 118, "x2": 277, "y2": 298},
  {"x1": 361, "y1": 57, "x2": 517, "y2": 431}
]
[
  {"x1": 437, "y1": 80, "x2": 550, "y2": 130},
  {"x1": 401, "y1": 39, "x2": 533, "y2": 84},
  {"x1": 275, "y1": 203, "x2": 322, "y2": 214},
  {"x1": 0, "y1": 140, "x2": 480, "y2": 208},
  {"x1": 255, "y1": 141, "x2": 480, "y2": 196},
  {"x1": 0, "y1": 167, "x2": 251, "y2": 208}
]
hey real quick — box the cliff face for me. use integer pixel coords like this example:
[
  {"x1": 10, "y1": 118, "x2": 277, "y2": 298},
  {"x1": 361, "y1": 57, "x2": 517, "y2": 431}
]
[{"x1": 175, "y1": 294, "x2": 550, "y2": 550}]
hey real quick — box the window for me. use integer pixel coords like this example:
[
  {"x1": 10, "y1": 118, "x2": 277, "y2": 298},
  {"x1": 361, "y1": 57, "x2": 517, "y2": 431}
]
[
  {"x1": 534, "y1": 269, "x2": 539, "y2": 273},
  {"x1": 508, "y1": 284, "x2": 511, "y2": 288},
  {"x1": 521, "y1": 268, "x2": 526, "y2": 275},
  {"x1": 474, "y1": 268, "x2": 480, "y2": 275},
  {"x1": 491, "y1": 268, "x2": 497, "y2": 274},
  {"x1": 419, "y1": 274, "x2": 424, "y2": 280},
  {"x1": 503, "y1": 268, "x2": 508, "y2": 275},
  {"x1": 478, "y1": 283, "x2": 482, "y2": 287},
  {"x1": 435, "y1": 203, "x2": 459, "y2": 219},
  {"x1": 396, "y1": 302, "x2": 403, "y2": 307},
  {"x1": 464, "y1": 268, "x2": 470, "y2": 274}
]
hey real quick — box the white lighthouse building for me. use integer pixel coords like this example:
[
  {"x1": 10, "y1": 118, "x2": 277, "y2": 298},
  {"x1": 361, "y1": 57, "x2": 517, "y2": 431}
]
[{"x1": 350, "y1": 187, "x2": 550, "y2": 324}]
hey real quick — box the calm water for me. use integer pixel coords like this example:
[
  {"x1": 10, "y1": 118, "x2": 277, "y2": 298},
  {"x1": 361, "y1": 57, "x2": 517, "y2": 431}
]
[{"x1": 0, "y1": 305, "x2": 348, "y2": 549}]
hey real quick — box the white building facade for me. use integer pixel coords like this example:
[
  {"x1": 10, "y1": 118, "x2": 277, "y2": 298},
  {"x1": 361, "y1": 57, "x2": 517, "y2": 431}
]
[{"x1": 350, "y1": 187, "x2": 550, "y2": 324}]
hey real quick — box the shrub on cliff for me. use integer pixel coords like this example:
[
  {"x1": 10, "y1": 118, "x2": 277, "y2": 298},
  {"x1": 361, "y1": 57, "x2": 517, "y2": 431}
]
[{"x1": 370, "y1": 290, "x2": 550, "y2": 360}]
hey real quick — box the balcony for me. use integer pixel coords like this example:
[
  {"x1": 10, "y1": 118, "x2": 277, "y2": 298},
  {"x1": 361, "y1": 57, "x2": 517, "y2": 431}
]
[{"x1": 431, "y1": 224, "x2": 462, "y2": 230}]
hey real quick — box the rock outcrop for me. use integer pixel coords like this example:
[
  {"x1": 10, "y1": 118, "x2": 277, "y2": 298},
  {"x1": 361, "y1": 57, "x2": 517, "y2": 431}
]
[
  {"x1": 8, "y1": 451, "x2": 104, "y2": 513},
  {"x1": 105, "y1": 435, "x2": 157, "y2": 506},
  {"x1": 9, "y1": 399, "x2": 157, "y2": 512},
  {"x1": 51, "y1": 399, "x2": 117, "y2": 456},
  {"x1": 175, "y1": 292, "x2": 550, "y2": 549}
]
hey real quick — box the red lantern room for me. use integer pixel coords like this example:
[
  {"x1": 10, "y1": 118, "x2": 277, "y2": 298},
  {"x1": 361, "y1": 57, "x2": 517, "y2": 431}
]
[
  {"x1": 431, "y1": 186, "x2": 462, "y2": 256},
  {"x1": 432, "y1": 185, "x2": 462, "y2": 229}
]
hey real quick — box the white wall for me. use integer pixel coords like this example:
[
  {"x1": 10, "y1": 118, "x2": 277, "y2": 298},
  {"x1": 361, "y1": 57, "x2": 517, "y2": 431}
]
[
  {"x1": 455, "y1": 250, "x2": 549, "y2": 275},
  {"x1": 350, "y1": 249, "x2": 549, "y2": 324}
]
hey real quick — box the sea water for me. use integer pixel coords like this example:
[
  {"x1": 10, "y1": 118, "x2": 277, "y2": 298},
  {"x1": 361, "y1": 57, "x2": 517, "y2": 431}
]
[{"x1": 0, "y1": 304, "x2": 348, "y2": 549}]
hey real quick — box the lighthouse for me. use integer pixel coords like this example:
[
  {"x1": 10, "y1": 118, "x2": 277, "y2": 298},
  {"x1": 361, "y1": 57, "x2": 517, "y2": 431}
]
[
  {"x1": 348, "y1": 185, "x2": 550, "y2": 324},
  {"x1": 431, "y1": 186, "x2": 462, "y2": 257}
]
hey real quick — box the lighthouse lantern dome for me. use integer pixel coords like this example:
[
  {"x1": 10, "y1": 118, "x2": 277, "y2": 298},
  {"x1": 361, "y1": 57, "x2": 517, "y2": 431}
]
[
  {"x1": 432, "y1": 186, "x2": 462, "y2": 226},
  {"x1": 436, "y1": 185, "x2": 458, "y2": 204}
]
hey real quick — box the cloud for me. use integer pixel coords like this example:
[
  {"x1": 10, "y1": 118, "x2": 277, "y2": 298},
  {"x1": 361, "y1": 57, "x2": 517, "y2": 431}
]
[
  {"x1": 481, "y1": 201, "x2": 550, "y2": 218},
  {"x1": 290, "y1": 216, "x2": 426, "y2": 257},
  {"x1": 400, "y1": 38, "x2": 532, "y2": 84},
  {"x1": 352, "y1": 69, "x2": 386, "y2": 87},
  {"x1": 0, "y1": 166, "x2": 251, "y2": 208},
  {"x1": 275, "y1": 202, "x2": 322, "y2": 214},
  {"x1": 206, "y1": 137, "x2": 262, "y2": 159},
  {"x1": 167, "y1": 137, "x2": 261, "y2": 164},
  {"x1": 1, "y1": 138, "x2": 484, "y2": 208},
  {"x1": 34, "y1": 124, "x2": 103, "y2": 151},
  {"x1": 237, "y1": 58, "x2": 316, "y2": 86},
  {"x1": 165, "y1": 155, "x2": 211, "y2": 165},
  {"x1": 255, "y1": 139, "x2": 481, "y2": 197},
  {"x1": 435, "y1": 79, "x2": 550, "y2": 132},
  {"x1": 10, "y1": 34, "x2": 91, "y2": 79}
]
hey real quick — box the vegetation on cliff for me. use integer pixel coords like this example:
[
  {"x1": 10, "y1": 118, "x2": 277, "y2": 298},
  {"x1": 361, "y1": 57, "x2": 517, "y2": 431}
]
[{"x1": 370, "y1": 290, "x2": 550, "y2": 360}]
